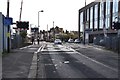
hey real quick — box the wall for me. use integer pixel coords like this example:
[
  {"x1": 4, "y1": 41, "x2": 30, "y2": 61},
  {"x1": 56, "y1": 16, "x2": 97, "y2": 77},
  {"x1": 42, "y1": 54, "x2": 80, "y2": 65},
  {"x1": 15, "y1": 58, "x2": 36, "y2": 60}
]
[
  {"x1": 0, "y1": 12, "x2": 3, "y2": 80},
  {"x1": 0, "y1": 12, "x2": 3, "y2": 53},
  {"x1": 2, "y1": 15, "x2": 8, "y2": 52},
  {"x1": 11, "y1": 34, "x2": 23, "y2": 49},
  {"x1": 0, "y1": 12, "x2": 8, "y2": 53}
]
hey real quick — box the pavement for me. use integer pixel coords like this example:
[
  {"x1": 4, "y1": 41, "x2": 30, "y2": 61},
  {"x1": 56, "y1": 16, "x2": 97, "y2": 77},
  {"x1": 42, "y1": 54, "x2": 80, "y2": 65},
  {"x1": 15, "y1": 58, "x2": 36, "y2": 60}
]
[{"x1": 2, "y1": 44, "x2": 42, "y2": 79}]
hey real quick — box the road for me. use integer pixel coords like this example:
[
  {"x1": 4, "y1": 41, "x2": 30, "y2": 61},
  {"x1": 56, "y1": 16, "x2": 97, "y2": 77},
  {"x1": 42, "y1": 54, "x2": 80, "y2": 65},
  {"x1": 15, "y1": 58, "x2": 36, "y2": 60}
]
[
  {"x1": 2, "y1": 42, "x2": 118, "y2": 79},
  {"x1": 37, "y1": 42, "x2": 118, "y2": 78}
]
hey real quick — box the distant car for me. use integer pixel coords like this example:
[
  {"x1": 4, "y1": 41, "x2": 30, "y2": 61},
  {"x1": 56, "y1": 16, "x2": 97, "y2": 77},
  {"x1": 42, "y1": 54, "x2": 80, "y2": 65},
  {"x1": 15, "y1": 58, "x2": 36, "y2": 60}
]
[
  {"x1": 68, "y1": 39, "x2": 74, "y2": 43},
  {"x1": 74, "y1": 39, "x2": 80, "y2": 43},
  {"x1": 54, "y1": 39, "x2": 62, "y2": 44}
]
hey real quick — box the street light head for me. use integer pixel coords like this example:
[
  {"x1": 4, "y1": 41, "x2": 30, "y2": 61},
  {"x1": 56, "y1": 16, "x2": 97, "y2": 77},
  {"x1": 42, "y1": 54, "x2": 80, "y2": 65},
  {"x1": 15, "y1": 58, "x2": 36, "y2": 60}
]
[
  {"x1": 7, "y1": 0, "x2": 10, "y2": 2},
  {"x1": 40, "y1": 10, "x2": 44, "y2": 12}
]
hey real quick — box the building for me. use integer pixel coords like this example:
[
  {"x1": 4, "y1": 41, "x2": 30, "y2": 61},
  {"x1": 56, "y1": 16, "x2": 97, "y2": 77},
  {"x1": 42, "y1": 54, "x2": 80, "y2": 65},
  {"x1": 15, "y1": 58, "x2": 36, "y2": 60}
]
[
  {"x1": 78, "y1": 0, "x2": 120, "y2": 51},
  {"x1": 0, "y1": 12, "x2": 8, "y2": 53}
]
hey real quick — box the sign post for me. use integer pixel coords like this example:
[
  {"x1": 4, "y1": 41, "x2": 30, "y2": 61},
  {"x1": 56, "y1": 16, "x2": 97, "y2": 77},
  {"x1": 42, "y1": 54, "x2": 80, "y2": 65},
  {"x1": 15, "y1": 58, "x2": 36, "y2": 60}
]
[{"x1": 7, "y1": 0, "x2": 10, "y2": 53}]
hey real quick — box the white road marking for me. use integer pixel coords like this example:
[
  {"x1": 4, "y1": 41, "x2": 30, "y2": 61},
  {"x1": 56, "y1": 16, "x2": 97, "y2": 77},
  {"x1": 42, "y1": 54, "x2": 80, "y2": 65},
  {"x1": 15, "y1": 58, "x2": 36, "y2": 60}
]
[
  {"x1": 20, "y1": 45, "x2": 32, "y2": 50},
  {"x1": 28, "y1": 45, "x2": 43, "y2": 78},
  {"x1": 41, "y1": 44, "x2": 75, "y2": 54},
  {"x1": 67, "y1": 46, "x2": 118, "y2": 72},
  {"x1": 41, "y1": 44, "x2": 46, "y2": 52},
  {"x1": 42, "y1": 43, "x2": 117, "y2": 72}
]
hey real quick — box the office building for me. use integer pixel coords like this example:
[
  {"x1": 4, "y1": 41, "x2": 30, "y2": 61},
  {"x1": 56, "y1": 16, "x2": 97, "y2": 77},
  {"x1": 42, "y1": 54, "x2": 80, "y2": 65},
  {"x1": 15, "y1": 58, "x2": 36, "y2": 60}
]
[{"x1": 78, "y1": 0, "x2": 120, "y2": 51}]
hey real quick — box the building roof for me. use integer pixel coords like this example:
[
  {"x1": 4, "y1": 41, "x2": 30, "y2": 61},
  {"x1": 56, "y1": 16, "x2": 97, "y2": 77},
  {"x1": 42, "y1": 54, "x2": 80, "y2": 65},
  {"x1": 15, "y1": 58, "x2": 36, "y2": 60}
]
[{"x1": 79, "y1": 2, "x2": 99, "y2": 12}]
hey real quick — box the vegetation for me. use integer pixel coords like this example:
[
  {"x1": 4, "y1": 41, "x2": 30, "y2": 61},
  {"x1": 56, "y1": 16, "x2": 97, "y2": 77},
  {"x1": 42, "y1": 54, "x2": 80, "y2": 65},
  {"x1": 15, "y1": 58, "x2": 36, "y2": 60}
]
[{"x1": 20, "y1": 31, "x2": 27, "y2": 43}]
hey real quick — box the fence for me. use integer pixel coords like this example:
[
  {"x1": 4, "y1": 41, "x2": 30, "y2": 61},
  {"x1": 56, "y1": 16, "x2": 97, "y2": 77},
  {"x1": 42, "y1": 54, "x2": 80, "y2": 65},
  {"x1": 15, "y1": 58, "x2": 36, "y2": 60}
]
[
  {"x1": 93, "y1": 33, "x2": 120, "y2": 53},
  {"x1": 11, "y1": 34, "x2": 23, "y2": 49}
]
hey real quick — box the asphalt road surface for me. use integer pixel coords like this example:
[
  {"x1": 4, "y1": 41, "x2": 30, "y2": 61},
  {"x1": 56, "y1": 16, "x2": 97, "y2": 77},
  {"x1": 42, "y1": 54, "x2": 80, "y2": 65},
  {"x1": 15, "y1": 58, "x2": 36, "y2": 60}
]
[
  {"x1": 37, "y1": 42, "x2": 118, "y2": 79},
  {"x1": 2, "y1": 42, "x2": 118, "y2": 79}
]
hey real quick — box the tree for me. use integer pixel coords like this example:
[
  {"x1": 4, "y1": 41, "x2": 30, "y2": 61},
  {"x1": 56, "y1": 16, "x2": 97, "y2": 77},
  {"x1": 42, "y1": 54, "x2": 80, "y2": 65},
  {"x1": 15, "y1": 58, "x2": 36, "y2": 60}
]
[
  {"x1": 20, "y1": 31, "x2": 27, "y2": 43},
  {"x1": 20, "y1": 31, "x2": 27, "y2": 39}
]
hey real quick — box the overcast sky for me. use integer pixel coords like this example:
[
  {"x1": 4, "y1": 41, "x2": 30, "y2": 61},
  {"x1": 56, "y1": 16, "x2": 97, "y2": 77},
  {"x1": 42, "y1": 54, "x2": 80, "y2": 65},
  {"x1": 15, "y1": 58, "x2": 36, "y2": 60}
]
[{"x1": 0, "y1": 0, "x2": 94, "y2": 31}]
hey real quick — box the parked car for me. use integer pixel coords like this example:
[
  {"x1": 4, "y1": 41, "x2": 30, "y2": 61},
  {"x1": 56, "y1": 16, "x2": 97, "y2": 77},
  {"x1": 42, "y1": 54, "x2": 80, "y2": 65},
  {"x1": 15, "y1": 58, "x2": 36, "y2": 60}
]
[
  {"x1": 68, "y1": 39, "x2": 74, "y2": 43},
  {"x1": 74, "y1": 39, "x2": 80, "y2": 43},
  {"x1": 54, "y1": 39, "x2": 62, "y2": 44}
]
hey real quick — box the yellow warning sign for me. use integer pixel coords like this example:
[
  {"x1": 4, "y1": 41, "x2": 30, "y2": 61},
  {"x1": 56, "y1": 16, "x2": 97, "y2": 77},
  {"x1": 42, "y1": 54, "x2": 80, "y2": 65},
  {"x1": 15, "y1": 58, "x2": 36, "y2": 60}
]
[{"x1": 7, "y1": 33, "x2": 10, "y2": 38}]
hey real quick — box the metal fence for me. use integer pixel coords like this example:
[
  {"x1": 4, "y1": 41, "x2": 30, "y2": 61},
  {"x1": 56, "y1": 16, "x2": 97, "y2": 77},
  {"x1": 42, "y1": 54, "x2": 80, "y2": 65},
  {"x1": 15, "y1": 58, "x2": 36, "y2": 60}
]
[
  {"x1": 93, "y1": 33, "x2": 120, "y2": 53},
  {"x1": 11, "y1": 34, "x2": 23, "y2": 49}
]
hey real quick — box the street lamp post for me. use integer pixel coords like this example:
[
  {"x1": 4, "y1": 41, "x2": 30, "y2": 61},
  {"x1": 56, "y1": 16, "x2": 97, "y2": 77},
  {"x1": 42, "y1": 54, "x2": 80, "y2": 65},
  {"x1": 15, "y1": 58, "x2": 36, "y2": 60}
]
[
  {"x1": 38, "y1": 10, "x2": 43, "y2": 42},
  {"x1": 53, "y1": 21, "x2": 55, "y2": 41},
  {"x1": 38, "y1": 10, "x2": 44, "y2": 28}
]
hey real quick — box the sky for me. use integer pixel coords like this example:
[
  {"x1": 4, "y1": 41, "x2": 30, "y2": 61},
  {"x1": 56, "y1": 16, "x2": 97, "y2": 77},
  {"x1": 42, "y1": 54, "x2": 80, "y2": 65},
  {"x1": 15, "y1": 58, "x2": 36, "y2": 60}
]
[{"x1": 0, "y1": 0, "x2": 94, "y2": 31}]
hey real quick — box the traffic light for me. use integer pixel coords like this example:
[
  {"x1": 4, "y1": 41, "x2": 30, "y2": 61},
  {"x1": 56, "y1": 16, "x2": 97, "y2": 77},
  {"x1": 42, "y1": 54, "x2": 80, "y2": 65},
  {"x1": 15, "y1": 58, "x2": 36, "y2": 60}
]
[
  {"x1": 16, "y1": 21, "x2": 29, "y2": 30},
  {"x1": 113, "y1": 22, "x2": 120, "y2": 30},
  {"x1": 31, "y1": 28, "x2": 39, "y2": 32}
]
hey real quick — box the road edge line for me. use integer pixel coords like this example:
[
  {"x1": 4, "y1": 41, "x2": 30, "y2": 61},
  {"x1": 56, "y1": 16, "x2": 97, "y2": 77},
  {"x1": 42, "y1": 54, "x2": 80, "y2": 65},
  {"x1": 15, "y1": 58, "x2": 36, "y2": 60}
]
[{"x1": 68, "y1": 46, "x2": 118, "y2": 72}]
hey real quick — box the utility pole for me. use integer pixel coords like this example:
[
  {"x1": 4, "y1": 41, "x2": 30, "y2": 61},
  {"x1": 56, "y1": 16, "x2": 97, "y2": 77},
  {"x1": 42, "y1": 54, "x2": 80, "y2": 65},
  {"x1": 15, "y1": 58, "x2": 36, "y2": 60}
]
[
  {"x1": 38, "y1": 10, "x2": 44, "y2": 32},
  {"x1": 83, "y1": 0, "x2": 86, "y2": 45},
  {"x1": 7, "y1": 0, "x2": 10, "y2": 53},
  {"x1": 53, "y1": 21, "x2": 55, "y2": 41},
  {"x1": 47, "y1": 24, "x2": 49, "y2": 41},
  {"x1": 19, "y1": 0, "x2": 23, "y2": 21},
  {"x1": 17, "y1": 0, "x2": 23, "y2": 35}
]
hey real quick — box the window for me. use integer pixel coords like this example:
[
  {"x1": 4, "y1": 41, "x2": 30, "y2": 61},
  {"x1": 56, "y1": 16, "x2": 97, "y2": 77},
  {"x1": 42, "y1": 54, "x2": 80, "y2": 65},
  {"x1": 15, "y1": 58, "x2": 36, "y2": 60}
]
[
  {"x1": 94, "y1": 4, "x2": 98, "y2": 29},
  {"x1": 90, "y1": 7, "x2": 93, "y2": 29},
  {"x1": 105, "y1": 17, "x2": 110, "y2": 28},
  {"x1": 99, "y1": 19, "x2": 103, "y2": 29},
  {"x1": 95, "y1": 5, "x2": 98, "y2": 19},
  {"x1": 112, "y1": 0, "x2": 119, "y2": 22},
  {"x1": 99, "y1": 2, "x2": 104, "y2": 29},
  {"x1": 105, "y1": 0, "x2": 110, "y2": 29},
  {"x1": 80, "y1": 12, "x2": 83, "y2": 32},
  {"x1": 87, "y1": 9, "x2": 89, "y2": 21},
  {"x1": 99, "y1": 2, "x2": 103, "y2": 18},
  {"x1": 106, "y1": 0, "x2": 110, "y2": 15},
  {"x1": 113, "y1": 0, "x2": 118, "y2": 13}
]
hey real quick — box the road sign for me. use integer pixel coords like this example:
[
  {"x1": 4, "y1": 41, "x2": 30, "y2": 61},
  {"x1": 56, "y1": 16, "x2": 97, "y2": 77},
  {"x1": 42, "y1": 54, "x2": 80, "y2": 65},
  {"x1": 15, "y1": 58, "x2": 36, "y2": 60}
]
[
  {"x1": 31, "y1": 28, "x2": 39, "y2": 32},
  {"x1": 4, "y1": 17, "x2": 13, "y2": 26},
  {"x1": 7, "y1": 32, "x2": 10, "y2": 38}
]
